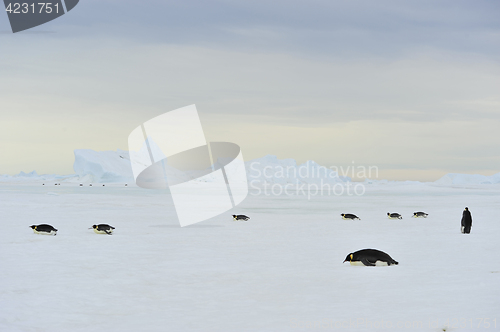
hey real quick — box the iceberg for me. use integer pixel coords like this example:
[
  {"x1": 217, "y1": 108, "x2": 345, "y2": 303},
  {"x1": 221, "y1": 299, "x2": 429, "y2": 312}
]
[
  {"x1": 73, "y1": 149, "x2": 135, "y2": 183},
  {"x1": 435, "y1": 172, "x2": 500, "y2": 185},
  {"x1": 2, "y1": 148, "x2": 498, "y2": 186},
  {"x1": 72, "y1": 150, "x2": 351, "y2": 185}
]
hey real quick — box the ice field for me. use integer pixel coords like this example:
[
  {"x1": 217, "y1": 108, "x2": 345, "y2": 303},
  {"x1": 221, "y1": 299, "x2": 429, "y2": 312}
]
[{"x1": 1, "y1": 182, "x2": 499, "y2": 332}]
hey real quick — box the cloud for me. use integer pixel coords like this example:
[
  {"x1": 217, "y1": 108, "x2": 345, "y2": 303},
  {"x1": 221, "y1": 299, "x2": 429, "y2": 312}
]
[
  {"x1": 26, "y1": 0, "x2": 498, "y2": 59},
  {"x1": 0, "y1": 0, "x2": 499, "y2": 178}
]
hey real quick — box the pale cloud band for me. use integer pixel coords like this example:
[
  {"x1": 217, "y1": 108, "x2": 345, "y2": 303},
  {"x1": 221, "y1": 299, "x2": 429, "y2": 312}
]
[{"x1": 0, "y1": 1, "x2": 498, "y2": 180}]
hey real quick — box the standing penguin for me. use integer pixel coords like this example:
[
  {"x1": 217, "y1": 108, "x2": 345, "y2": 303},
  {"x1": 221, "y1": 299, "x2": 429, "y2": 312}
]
[{"x1": 461, "y1": 207, "x2": 472, "y2": 234}]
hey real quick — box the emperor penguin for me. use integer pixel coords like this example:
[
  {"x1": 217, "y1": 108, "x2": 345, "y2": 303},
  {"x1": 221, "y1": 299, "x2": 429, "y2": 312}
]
[
  {"x1": 90, "y1": 224, "x2": 115, "y2": 235},
  {"x1": 461, "y1": 207, "x2": 472, "y2": 234},
  {"x1": 29, "y1": 224, "x2": 58, "y2": 236},
  {"x1": 412, "y1": 212, "x2": 428, "y2": 218},
  {"x1": 341, "y1": 213, "x2": 360, "y2": 220},
  {"x1": 232, "y1": 215, "x2": 250, "y2": 221},
  {"x1": 387, "y1": 212, "x2": 402, "y2": 219},
  {"x1": 343, "y1": 249, "x2": 398, "y2": 266}
]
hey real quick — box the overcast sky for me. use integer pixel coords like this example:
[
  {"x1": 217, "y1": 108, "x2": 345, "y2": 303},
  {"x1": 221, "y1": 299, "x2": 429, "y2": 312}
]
[{"x1": 1, "y1": 0, "x2": 499, "y2": 180}]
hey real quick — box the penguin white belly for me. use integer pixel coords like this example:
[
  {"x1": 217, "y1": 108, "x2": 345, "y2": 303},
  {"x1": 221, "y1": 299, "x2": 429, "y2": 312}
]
[
  {"x1": 350, "y1": 260, "x2": 389, "y2": 266},
  {"x1": 33, "y1": 229, "x2": 56, "y2": 235},
  {"x1": 93, "y1": 229, "x2": 112, "y2": 234},
  {"x1": 349, "y1": 261, "x2": 365, "y2": 266},
  {"x1": 375, "y1": 261, "x2": 389, "y2": 266}
]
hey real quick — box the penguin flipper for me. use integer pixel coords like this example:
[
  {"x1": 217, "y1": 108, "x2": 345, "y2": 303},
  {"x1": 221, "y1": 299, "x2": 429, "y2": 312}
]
[
  {"x1": 361, "y1": 258, "x2": 376, "y2": 266},
  {"x1": 105, "y1": 230, "x2": 113, "y2": 235}
]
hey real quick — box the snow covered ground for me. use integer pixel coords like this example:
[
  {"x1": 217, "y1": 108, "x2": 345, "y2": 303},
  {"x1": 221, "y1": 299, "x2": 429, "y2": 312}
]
[{"x1": 1, "y1": 182, "x2": 499, "y2": 332}]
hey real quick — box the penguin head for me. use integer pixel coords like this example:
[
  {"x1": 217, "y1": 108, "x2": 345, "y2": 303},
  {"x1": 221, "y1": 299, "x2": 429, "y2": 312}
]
[
  {"x1": 465, "y1": 207, "x2": 469, "y2": 211},
  {"x1": 92, "y1": 225, "x2": 97, "y2": 229},
  {"x1": 29, "y1": 225, "x2": 36, "y2": 229},
  {"x1": 343, "y1": 253, "x2": 353, "y2": 263},
  {"x1": 387, "y1": 213, "x2": 390, "y2": 216},
  {"x1": 232, "y1": 215, "x2": 236, "y2": 218},
  {"x1": 341, "y1": 214, "x2": 344, "y2": 216}
]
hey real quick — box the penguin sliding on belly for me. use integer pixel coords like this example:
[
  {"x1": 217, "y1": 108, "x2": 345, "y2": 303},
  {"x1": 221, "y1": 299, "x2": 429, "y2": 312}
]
[
  {"x1": 343, "y1": 249, "x2": 398, "y2": 266},
  {"x1": 387, "y1": 212, "x2": 402, "y2": 219},
  {"x1": 412, "y1": 212, "x2": 428, "y2": 218},
  {"x1": 29, "y1": 224, "x2": 57, "y2": 235},
  {"x1": 341, "y1": 213, "x2": 360, "y2": 220},
  {"x1": 232, "y1": 215, "x2": 250, "y2": 221},
  {"x1": 90, "y1": 224, "x2": 115, "y2": 235}
]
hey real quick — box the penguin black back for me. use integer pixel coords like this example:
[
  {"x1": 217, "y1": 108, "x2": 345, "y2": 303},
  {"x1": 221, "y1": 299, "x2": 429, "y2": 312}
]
[
  {"x1": 232, "y1": 215, "x2": 250, "y2": 221},
  {"x1": 344, "y1": 249, "x2": 398, "y2": 266},
  {"x1": 461, "y1": 207, "x2": 472, "y2": 234},
  {"x1": 341, "y1": 213, "x2": 360, "y2": 220},
  {"x1": 29, "y1": 224, "x2": 58, "y2": 235},
  {"x1": 91, "y1": 224, "x2": 115, "y2": 235}
]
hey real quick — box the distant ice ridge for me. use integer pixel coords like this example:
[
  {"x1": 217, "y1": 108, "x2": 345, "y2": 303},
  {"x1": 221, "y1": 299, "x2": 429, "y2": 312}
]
[
  {"x1": 0, "y1": 171, "x2": 77, "y2": 183},
  {"x1": 72, "y1": 150, "x2": 350, "y2": 185},
  {"x1": 435, "y1": 172, "x2": 500, "y2": 185},
  {"x1": 1, "y1": 149, "x2": 499, "y2": 186},
  {"x1": 362, "y1": 179, "x2": 424, "y2": 186}
]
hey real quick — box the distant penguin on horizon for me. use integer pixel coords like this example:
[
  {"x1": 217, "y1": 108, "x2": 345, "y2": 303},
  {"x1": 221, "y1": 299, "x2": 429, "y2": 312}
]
[
  {"x1": 343, "y1": 249, "x2": 398, "y2": 266},
  {"x1": 29, "y1": 224, "x2": 57, "y2": 236},
  {"x1": 90, "y1": 224, "x2": 115, "y2": 235},
  {"x1": 387, "y1": 212, "x2": 402, "y2": 219},
  {"x1": 461, "y1": 207, "x2": 472, "y2": 234},
  {"x1": 341, "y1": 213, "x2": 360, "y2": 220}
]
